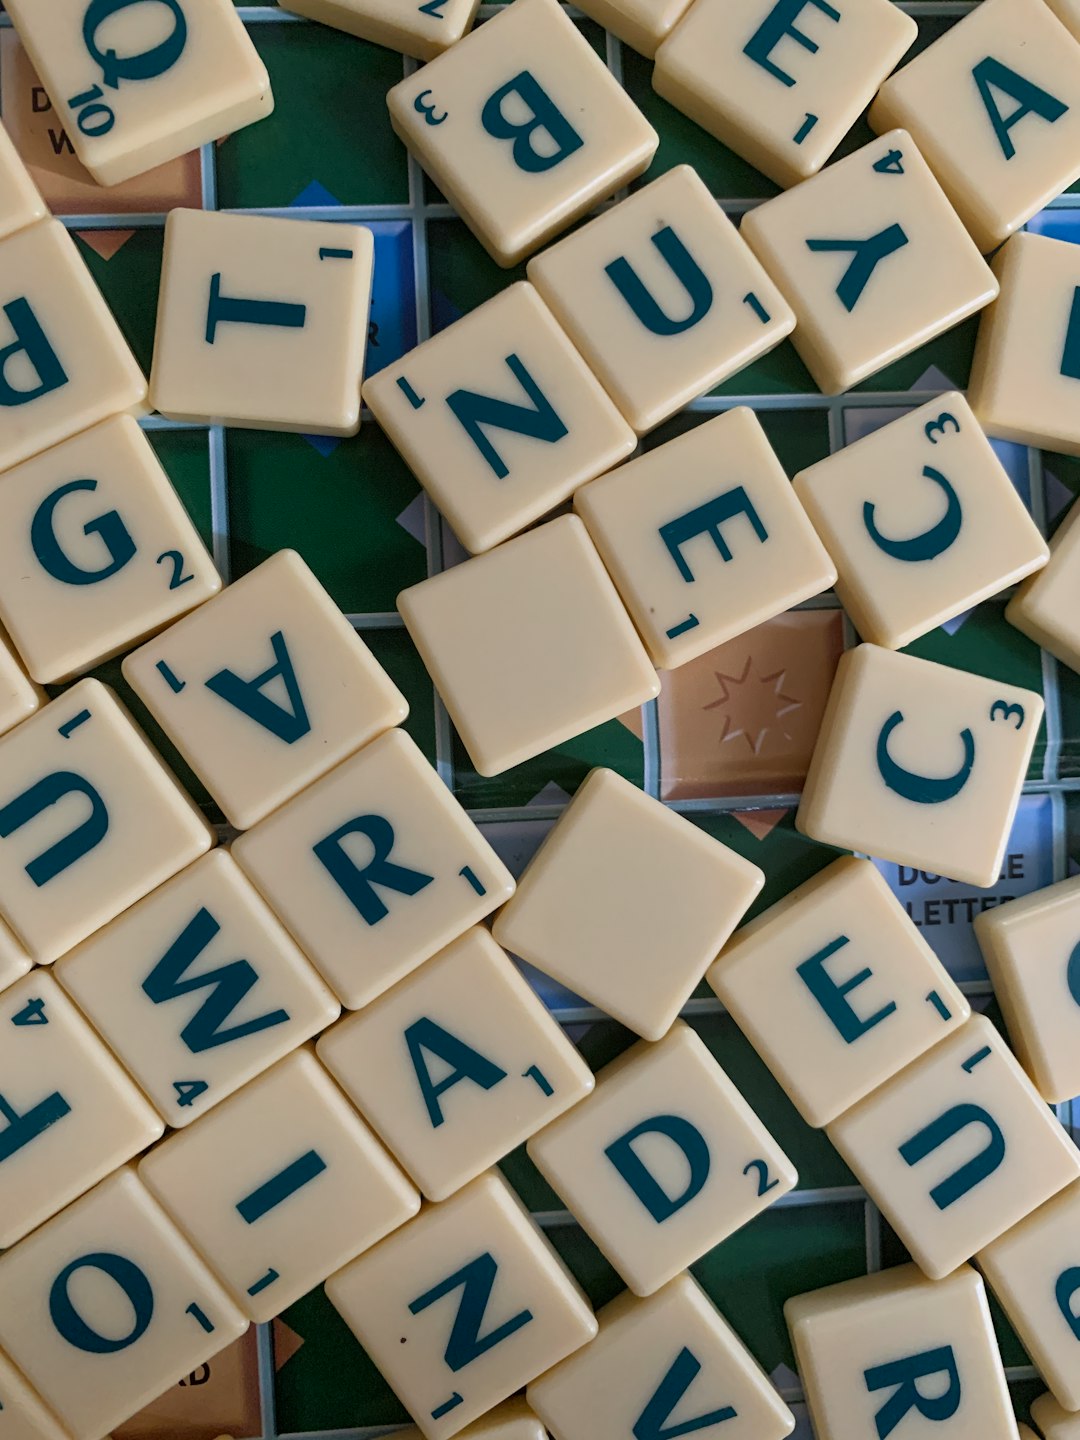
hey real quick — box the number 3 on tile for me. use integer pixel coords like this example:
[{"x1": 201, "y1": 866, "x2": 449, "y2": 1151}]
[{"x1": 990, "y1": 700, "x2": 1025, "y2": 730}]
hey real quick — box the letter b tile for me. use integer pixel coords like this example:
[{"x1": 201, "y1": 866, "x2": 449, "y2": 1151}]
[{"x1": 827, "y1": 1016, "x2": 1080, "y2": 1278}]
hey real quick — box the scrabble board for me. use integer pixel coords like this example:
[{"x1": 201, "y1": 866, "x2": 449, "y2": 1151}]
[{"x1": 1, "y1": 1, "x2": 1078, "y2": 1436}]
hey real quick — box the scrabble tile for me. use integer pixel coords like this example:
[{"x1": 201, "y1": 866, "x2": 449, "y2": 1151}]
[
  {"x1": 978, "y1": 1181, "x2": 1080, "y2": 1412},
  {"x1": 140, "y1": 1048, "x2": 420, "y2": 1323},
  {"x1": 363, "y1": 283, "x2": 635, "y2": 554},
  {"x1": 0, "y1": 219, "x2": 147, "y2": 474},
  {"x1": 317, "y1": 926, "x2": 593, "y2": 1201},
  {"x1": 1032, "y1": 1393, "x2": 1080, "y2": 1437},
  {"x1": 785, "y1": 1263, "x2": 1016, "y2": 1440},
  {"x1": 386, "y1": 0, "x2": 658, "y2": 268},
  {"x1": 123, "y1": 550, "x2": 406, "y2": 830},
  {"x1": 327, "y1": 1177, "x2": 597, "y2": 1440},
  {"x1": 151, "y1": 209, "x2": 374, "y2": 436},
  {"x1": 1008, "y1": 495, "x2": 1080, "y2": 672},
  {"x1": 572, "y1": 0, "x2": 691, "y2": 57},
  {"x1": 0, "y1": 416, "x2": 221, "y2": 685},
  {"x1": 0, "y1": 680, "x2": 213, "y2": 964},
  {"x1": 793, "y1": 394, "x2": 1048, "y2": 651},
  {"x1": 492, "y1": 768, "x2": 763, "y2": 1039},
  {"x1": 232, "y1": 728, "x2": 515, "y2": 1009},
  {"x1": 526, "y1": 168, "x2": 795, "y2": 435},
  {"x1": 2, "y1": 0, "x2": 272, "y2": 188},
  {"x1": 396, "y1": 1401, "x2": 548, "y2": 1440},
  {"x1": 574, "y1": 408, "x2": 836, "y2": 670},
  {"x1": 56, "y1": 851, "x2": 341, "y2": 1129},
  {"x1": 528, "y1": 1271, "x2": 795, "y2": 1440},
  {"x1": 1045, "y1": 0, "x2": 1080, "y2": 42},
  {"x1": 0, "y1": 970, "x2": 164, "y2": 1252},
  {"x1": 398, "y1": 516, "x2": 659, "y2": 777},
  {"x1": 796, "y1": 643, "x2": 1043, "y2": 889},
  {"x1": 0, "y1": 1348, "x2": 70, "y2": 1440},
  {"x1": 0, "y1": 1167, "x2": 248, "y2": 1440},
  {"x1": 0, "y1": 118, "x2": 45, "y2": 241},
  {"x1": 527, "y1": 1020, "x2": 797, "y2": 1296},
  {"x1": 283, "y1": 0, "x2": 479, "y2": 59},
  {"x1": 827, "y1": 1016, "x2": 1080, "y2": 1278},
  {"x1": 869, "y1": 0, "x2": 1080, "y2": 253},
  {"x1": 739, "y1": 131, "x2": 998, "y2": 395},
  {"x1": 970, "y1": 234, "x2": 1080, "y2": 460},
  {"x1": 654, "y1": 0, "x2": 916, "y2": 189},
  {"x1": 708, "y1": 856, "x2": 970, "y2": 1129},
  {"x1": 0, "y1": 917, "x2": 31, "y2": 996},
  {"x1": 0, "y1": 627, "x2": 42, "y2": 738}
]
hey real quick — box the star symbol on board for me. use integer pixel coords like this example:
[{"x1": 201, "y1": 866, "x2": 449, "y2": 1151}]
[{"x1": 702, "y1": 656, "x2": 802, "y2": 755}]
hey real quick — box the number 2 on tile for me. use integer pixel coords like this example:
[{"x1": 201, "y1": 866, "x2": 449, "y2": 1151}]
[
  {"x1": 157, "y1": 550, "x2": 194, "y2": 590},
  {"x1": 743, "y1": 1158, "x2": 780, "y2": 1196}
]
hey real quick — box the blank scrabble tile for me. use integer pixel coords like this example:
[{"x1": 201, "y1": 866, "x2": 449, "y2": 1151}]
[
  {"x1": 574, "y1": 409, "x2": 836, "y2": 670},
  {"x1": 386, "y1": 0, "x2": 658, "y2": 267},
  {"x1": 654, "y1": 0, "x2": 916, "y2": 188},
  {"x1": 1009, "y1": 496, "x2": 1080, "y2": 672},
  {"x1": 869, "y1": 0, "x2": 1080, "y2": 253},
  {"x1": 527, "y1": 1021, "x2": 796, "y2": 1296},
  {"x1": 363, "y1": 283, "x2": 635, "y2": 554},
  {"x1": 0, "y1": 917, "x2": 31, "y2": 995},
  {"x1": 492, "y1": 768, "x2": 763, "y2": 1040},
  {"x1": 56, "y1": 851, "x2": 341, "y2": 1129},
  {"x1": 0, "y1": 971, "x2": 163, "y2": 1251},
  {"x1": 1045, "y1": 0, "x2": 1080, "y2": 40},
  {"x1": 124, "y1": 550, "x2": 406, "y2": 830},
  {"x1": 708, "y1": 857, "x2": 970, "y2": 1128},
  {"x1": 317, "y1": 926, "x2": 594, "y2": 1201},
  {"x1": 796, "y1": 644, "x2": 1042, "y2": 888},
  {"x1": 572, "y1": 0, "x2": 691, "y2": 56},
  {"x1": 739, "y1": 131, "x2": 997, "y2": 395},
  {"x1": 3, "y1": 0, "x2": 272, "y2": 187},
  {"x1": 140, "y1": 1048, "x2": 420, "y2": 1323},
  {"x1": 528, "y1": 1272, "x2": 794, "y2": 1440},
  {"x1": 794, "y1": 394, "x2": 1048, "y2": 651},
  {"x1": 396, "y1": 1401, "x2": 547, "y2": 1440},
  {"x1": 786, "y1": 1263, "x2": 1016, "y2": 1440},
  {"x1": 0, "y1": 417, "x2": 221, "y2": 685},
  {"x1": 0, "y1": 680, "x2": 212, "y2": 964},
  {"x1": 827, "y1": 1016, "x2": 1080, "y2": 1278},
  {"x1": 232, "y1": 728, "x2": 515, "y2": 1010},
  {"x1": 151, "y1": 210, "x2": 373, "y2": 436},
  {"x1": 398, "y1": 516, "x2": 659, "y2": 777},
  {"x1": 1032, "y1": 1393, "x2": 1080, "y2": 1437},
  {"x1": 527, "y1": 168, "x2": 795, "y2": 435},
  {"x1": 0, "y1": 1348, "x2": 70, "y2": 1440},
  {"x1": 0, "y1": 1167, "x2": 247, "y2": 1440},
  {"x1": 326, "y1": 1171, "x2": 597, "y2": 1440},
  {"x1": 0, "y1": 119, "x2": 45, "y2": 241},
  {"x1": 978, "y1": 1182, "x2": 1080, "y2": 1412},
  {"x1": 0, "y1": 628, "x2": 41, "y2": 738},
  {"x1": 283, "y1": 0, "x2": 479, "y2": 59},
  {"x1": 969, "y1": 233, "x2": 1080, "y2": 458},
  {"x1": 0, "y1": 219, "x2": 147, "y2": 474}
]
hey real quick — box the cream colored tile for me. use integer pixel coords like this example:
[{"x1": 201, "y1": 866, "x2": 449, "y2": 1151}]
[
  {"x1": 0, "y1": 219, "x2": 147, "y2": 474},
  {"x1": 140, "y1": 1048, "x2": 419, "y2": 1323},
  {"x1": 785, "y1": 1263, "x2": 1016, "y2": 1440},
  {"x1": 574, "y1": 408, "x2": 836, "y2": 669},
  {"x1": 0, "y1": 1167, "x2": 248, "y2": 1440},
  {"x1": 0, "y1": 627, "x2": 42, "y2": 738},
  {"x1": 232, "y1": 728, "x2": 515, "y2": 1009},
  {"x1": 708, "y1": 856, "x2": 969, "y2": 1128},
  {"x1": 492, "y1": 767, "x2": 763, "y2": 1039},
  {"x1": 739, "y1": 130, "x2": 997, "y2": 395},
  {"x1": 282, "y1": 0, "x2": 479, "y2": 59},
  {"x1": 56, "y1": 851, "x2": 341, "y2": 1129},
  {"x1": 572, "y1": 0, "x2": 690, "y2": 56},
  {"x1": 827, "y1": 1016, "x2": 1080, "y2": 1278},
  {"x1": 0, "y1": 120, "x2": 45, "y2": 242},
  {"x1": 794, "y1": 393, "x2": 1047, "y2": 650},
  {"x1": 527, "y1": 1021, "x2": 796, "y2": 1296},
  {"x1": 317, "y1": 926, "x2": 593, "y2": 1201},
  {"x1": 1008, "y1": 494, "x2": 1080, "y2": 671},
  {"x1": 869, "y1": 0, "x2": 1080, "y2": 252},
  {"x1": 1032, "y1": 1392, "x2": 1080, "y2": 1436},
  {"x1": 975, "y1": 877, "x2": 1080, "y2": 1103},
  {"x1": 978, "y1": 1181, "x2": 1080, "y2": 1413},
  {"x1": 0, "y1": 416, "x2": 221, "y2": 685},
  {"x1": 396, "y1": 1400, "x2": 548, "y2": 1440},
  {"x1": 113, "y1": 1328, "x2": 261, "y2": 1440},
  {"x1": 386, "y1": 0, "x2": 658, "y2": 267},
  {"x1": 0, "y1": 916, "x2": 31, "y2": 995},
  {"x1": 123, "y1": 550, "x2": 406, "y2": 830},
  {"x1": 0, "y1": 680, "x2": 213, "y2": 964},
  {"x1": 398, "y1": 516, "x2": 659, "y2": 777},
  {"x1": 325, "y1": 1171, "x2": 597, "y2": 1440},
  {"x1": 796, "y1": 643, "x2": 1042, "y2": 888},
  {"x1": 2, "y1": 0, "x2": 271, "y2": 187},
  {"x1": 363, "y1": 283, "x2": 635, "y2": 553},
  {"x1": 528, "y1": 1272, "x2": 794, "y2": 1440},
  {"x1": 0, "y1": 970, "x2": 163, "y2": 1252},
  {"x1": 0, "y1": 1349, "x2": 70, "y2": 1440},
  {"x1": 1045, "y1": 0, "x2": 1080, "y2": 41},
  {"x1": 527, "y1": 169, "x2": 794, "y2": 434},
  {"x1": 151, "y1": 210, "x2": 373, "y2": 436},
  {"x1": 654, "y1": 0, "x2": 915, "y2": 188}
]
